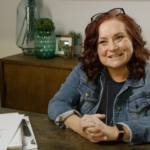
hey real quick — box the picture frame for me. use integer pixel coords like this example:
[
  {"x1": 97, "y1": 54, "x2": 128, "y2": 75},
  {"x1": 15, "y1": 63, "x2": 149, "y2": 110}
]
[{"x1": 55, "y1": 35, "x2": 74, "y2": 57}]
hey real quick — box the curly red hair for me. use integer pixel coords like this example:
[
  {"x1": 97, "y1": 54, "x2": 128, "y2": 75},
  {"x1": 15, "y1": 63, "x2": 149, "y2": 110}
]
[{"x1": 78, "y1": 13, "x2": 150, "y2": 82}]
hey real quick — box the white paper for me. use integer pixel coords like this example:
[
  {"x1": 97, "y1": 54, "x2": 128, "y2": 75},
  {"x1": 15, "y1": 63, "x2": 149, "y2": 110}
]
[
  {"x1": 22, "y1": 116, "x2": 38, "y2": 150},
  {"x1": 0, "y1": 113, "x2": 24, "y2": 150},
  {"x1": 8, "y1": 124, "x2": 22, "y2": 149}
]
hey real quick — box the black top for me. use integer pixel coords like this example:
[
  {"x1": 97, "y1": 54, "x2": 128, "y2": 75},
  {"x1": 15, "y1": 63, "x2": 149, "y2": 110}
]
[{"x1": 96, "y1": 74, "x2": 125, "y2": 125}]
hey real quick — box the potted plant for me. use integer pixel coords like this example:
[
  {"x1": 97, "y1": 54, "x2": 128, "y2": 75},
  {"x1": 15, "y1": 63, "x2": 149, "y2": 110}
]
[
  {"x1": 68, "y1": 30, "x2": 81, "y2": 56},
  {"x1": 36, "y1": 18, "x2": 55, "y2": 36},
  {"x1": 34, "y1": 18, "x2": 56, "y2": 59},
  {"x1": 68, "y1": 30, "x2": 81, "y2": 39}
]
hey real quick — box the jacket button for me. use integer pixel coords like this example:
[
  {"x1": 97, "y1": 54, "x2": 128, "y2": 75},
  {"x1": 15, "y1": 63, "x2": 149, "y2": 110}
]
[
  {"x1": 116, "y1": 106, "x2": 121, "y2": 111},
  {"x1": 85, "y1": 93, "x2": 90, "y2": 97}
]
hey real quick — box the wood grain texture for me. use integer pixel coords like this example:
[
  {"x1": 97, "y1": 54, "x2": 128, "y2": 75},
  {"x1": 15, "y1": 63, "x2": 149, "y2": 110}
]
[
  {"x1": 0, "y1": 53, "x2": 79, "y2": 114},
  {"x1": 0, "y1": 53, "x2": 78, "y2": 69},
  {"x1": 0, "y1": 107, "x2": 149, "y2": 150}
]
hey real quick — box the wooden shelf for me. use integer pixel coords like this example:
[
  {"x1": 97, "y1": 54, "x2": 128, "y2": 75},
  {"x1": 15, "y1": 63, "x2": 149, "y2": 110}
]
[{"x1": 0, "y1": 53, "x2": 79, "y2": 114}]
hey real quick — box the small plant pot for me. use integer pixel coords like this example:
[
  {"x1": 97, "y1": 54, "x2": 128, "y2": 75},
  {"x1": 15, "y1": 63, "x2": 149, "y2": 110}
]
[{"x1": 34, "y1": 30, "x2": 56, "y2": 59}]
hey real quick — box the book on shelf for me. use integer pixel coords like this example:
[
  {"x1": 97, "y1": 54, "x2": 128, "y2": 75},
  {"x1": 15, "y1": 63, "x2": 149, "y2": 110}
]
[{"x1": 0, "y1": 113, "x2": 38, "y2": 150}]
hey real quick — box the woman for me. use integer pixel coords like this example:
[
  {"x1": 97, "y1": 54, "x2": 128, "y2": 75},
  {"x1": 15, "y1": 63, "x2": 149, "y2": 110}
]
[{"x1": 48, "y1": 8, "x2": 150, "y2": 144}]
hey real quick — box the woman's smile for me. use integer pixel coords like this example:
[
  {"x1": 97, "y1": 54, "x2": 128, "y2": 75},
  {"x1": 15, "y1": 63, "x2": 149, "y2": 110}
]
[{"x1": 108, "y1": 53, "x2": 123, "y2": 59}]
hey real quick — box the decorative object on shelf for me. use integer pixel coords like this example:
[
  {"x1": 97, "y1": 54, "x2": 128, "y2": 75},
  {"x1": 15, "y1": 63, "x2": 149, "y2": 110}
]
[
  {"x1": 68, "y1": 30, "x2": 81, "y2": 56},
  {"x1": 63, "y1": 45, "x2": 72, "y2": 59},
  {"x1": 55, "y1": 35, "x2": 74, "y2": 57},
  {"x1": 34, "y1": 18, "x2": 56, "y2": 59},
  {"x1": 16, "y1": 0, "x2": 42, "y2": 55}
]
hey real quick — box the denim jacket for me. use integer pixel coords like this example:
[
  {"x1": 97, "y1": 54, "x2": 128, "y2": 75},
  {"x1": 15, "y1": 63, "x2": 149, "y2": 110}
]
[{"x1": 48, "y1": 60, "x2": 150, "y2": 144}]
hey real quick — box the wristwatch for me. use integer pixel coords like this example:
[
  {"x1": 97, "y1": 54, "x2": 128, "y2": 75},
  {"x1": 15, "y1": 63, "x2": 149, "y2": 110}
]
[{"x1": 115, "y1": 124, "x2": 125, "y2": 141}]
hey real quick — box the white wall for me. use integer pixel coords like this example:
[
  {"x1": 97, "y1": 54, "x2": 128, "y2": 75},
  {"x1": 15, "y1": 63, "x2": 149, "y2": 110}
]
[{"x1": 0, "y1": 0, "x2": 150, "y2": 58}]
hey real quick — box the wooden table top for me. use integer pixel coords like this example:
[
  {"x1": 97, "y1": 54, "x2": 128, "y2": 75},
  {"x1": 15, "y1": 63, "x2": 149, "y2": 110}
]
[
  {"x1": 0, "y1": 53, "x2": 79, "y2": 69},
  {"x1": 0, "y1": 107, "x2": 149, "y2": 150}
]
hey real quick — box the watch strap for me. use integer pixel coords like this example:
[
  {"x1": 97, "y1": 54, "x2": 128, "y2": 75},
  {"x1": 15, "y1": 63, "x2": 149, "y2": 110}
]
[{"x1": 116, "y1": 124, "x2": 124, "y2": 141}]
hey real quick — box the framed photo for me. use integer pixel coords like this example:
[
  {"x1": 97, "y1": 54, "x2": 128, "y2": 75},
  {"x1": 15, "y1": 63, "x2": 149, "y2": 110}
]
[{"x1": 55, "y1": 35, "x2": 74, "y2": 57}]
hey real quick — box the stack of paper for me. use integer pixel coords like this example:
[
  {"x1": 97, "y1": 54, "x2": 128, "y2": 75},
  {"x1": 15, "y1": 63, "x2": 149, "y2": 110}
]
[
  {"x1": 8, "y1": 124, "x2": 22, "y2": 150},
  {"x1": 0, "y1": 113, "x2": 38, "y2": 150}
]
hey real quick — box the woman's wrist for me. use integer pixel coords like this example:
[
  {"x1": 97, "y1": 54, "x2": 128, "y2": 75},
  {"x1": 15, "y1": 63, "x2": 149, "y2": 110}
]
[
  {"x1": 63, "y1": 114, "x2": 82, "y2": 134},
  {"x1": 106, "y1": 125, "x2": 119, "y2": 141},
  {"x1": 122, "y1": 125, "x2": 130, "y2": 140},
  {"x1": 108, "y1": 124, "x2": 130, "y2": 141}
]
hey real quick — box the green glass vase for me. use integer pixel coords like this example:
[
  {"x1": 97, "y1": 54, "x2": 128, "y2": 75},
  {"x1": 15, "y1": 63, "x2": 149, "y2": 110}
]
[{"x1": 34, "y1": 30, "x2": 56, "y2": 59}]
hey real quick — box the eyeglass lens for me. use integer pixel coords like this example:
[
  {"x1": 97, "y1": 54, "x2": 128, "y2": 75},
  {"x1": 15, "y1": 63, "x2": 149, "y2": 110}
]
[
  {"x1": 108, "y1": 9, "x2": 122, "y2": 16},
  {"x1": 92, "y1": 8, "x2": 123, "y2": 22}
]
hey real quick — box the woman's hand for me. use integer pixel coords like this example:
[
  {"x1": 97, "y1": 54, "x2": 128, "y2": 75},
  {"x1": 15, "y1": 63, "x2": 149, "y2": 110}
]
[
  {"x1": 64, "y1": 114, "x2": 130, "y2": 143},
  {"x1": 79, "y1": 114, "x2": 119, "y2": 142},
  {"x1": 63, "y1": 114, "x2": 107, "y2": 141}
]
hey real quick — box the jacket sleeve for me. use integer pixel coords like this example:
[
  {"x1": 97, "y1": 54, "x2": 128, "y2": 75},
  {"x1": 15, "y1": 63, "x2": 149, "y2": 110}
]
[
  {"x1": 48, "y1": 63, "x2": 82, "y2": 122},
  {"x1": 120, "y1": 69, "x2": 150, "y2": 144},
  {"x1": 118, "y1": 110, "x2": 150, "y2": 144}
]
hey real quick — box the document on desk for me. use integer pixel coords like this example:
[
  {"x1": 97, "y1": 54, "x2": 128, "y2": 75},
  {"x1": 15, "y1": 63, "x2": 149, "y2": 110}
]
[
  {"x1": 22, "y1": 116, "x2": 38, "y2": 150},
  {"x1": 0, "y1": 113, "x2": 24, "y2": 150},
  {"x1": 8, "y1": 123, "x2": 22, "y2": 150}
]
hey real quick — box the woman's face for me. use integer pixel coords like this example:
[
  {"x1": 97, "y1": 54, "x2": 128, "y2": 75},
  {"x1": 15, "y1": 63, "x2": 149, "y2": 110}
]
[{"x1": 97, "y1": 19, "x2": 133, "y2": 70}]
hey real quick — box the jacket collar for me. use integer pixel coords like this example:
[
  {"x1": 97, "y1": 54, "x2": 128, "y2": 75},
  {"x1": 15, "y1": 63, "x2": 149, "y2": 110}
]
[{"x1": 100, "y1": 66, "x2": 144, "y2": 88}]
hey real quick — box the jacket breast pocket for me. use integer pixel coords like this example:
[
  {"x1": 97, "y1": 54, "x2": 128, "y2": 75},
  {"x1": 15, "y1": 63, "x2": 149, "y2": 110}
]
[
  {"x1": 77, "y1": 80, "x2": 99, "y2": 115},
  {"x1": 126, "y1": 92, "x2": 150, "y2": 119}
]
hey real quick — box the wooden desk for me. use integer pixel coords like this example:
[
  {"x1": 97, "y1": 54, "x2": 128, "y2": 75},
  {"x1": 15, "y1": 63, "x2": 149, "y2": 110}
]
[
  {"x1": 0, "y1": 53, "x2": 78, "y2": 114},
  {"x1": 0, "y1": 107, "x2": 149, "y2": 150}
]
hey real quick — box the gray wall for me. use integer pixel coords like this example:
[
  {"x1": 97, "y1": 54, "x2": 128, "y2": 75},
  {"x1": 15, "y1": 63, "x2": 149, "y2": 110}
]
[{"x1": 0, "y1": 0, "x2": 150, "y2": 58}]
